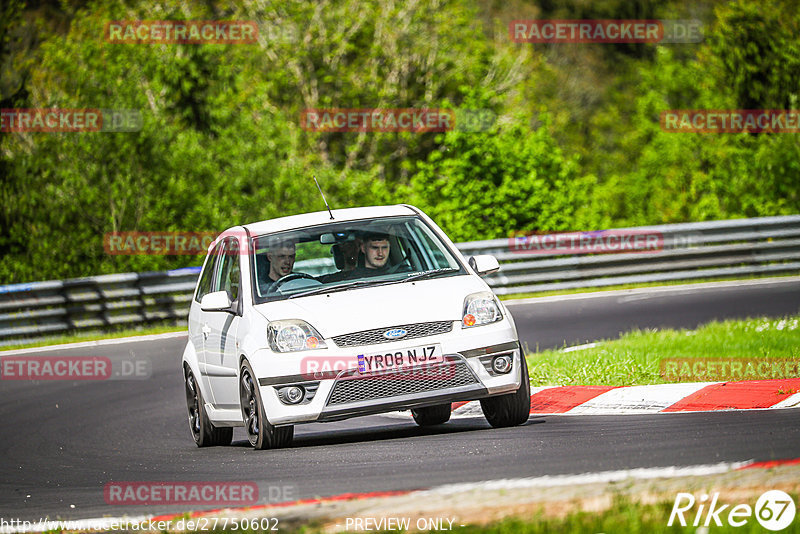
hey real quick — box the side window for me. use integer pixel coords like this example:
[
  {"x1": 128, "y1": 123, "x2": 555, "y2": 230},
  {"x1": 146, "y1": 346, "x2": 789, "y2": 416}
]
[
  {"x1": 214, "y1": 238, "x2": 241, "y2": 303},
  {"x1": 195, "y1": 241, "x2": 223, "y2": 303},
  {"x1": 410, "y1": 221, "x2": 455, "y2": 270}
]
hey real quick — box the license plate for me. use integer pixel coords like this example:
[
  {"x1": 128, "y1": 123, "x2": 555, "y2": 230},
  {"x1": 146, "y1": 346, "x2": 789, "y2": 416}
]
[{"x1": 357, "y1": 344, "x2": 443, "y2": 374}]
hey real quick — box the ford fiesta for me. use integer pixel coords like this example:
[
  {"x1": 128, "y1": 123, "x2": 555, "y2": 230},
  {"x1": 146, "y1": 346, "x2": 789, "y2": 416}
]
[{"x1": 182, "y1": 205, "x2": 530, "y2": 449}]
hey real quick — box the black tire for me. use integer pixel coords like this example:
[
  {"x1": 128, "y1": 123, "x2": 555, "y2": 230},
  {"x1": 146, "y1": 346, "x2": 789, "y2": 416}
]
[
  {"x1": 184, "y1": 367, "x2": 233, "y2": 447},
  {"x1": 240, "y1": 360, "x2": 293, "y2": 450},
  {"x1": 480, "y1": 354, "x2": 531, "y2": 428},
  {"x1": 411, "y1": 404, "x2": 452, "y2": 426}
]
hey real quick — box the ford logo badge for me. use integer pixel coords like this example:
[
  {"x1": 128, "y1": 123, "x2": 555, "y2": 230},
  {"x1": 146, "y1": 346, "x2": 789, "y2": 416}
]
[{"x1": 383, "y1": 328, "x2": 408, "y2": 340}]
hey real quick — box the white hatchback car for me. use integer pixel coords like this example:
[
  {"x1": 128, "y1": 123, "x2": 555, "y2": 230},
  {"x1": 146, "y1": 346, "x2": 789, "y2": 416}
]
[{"x1": 182, "y1": 205, "x2": 530, "y2": 449}]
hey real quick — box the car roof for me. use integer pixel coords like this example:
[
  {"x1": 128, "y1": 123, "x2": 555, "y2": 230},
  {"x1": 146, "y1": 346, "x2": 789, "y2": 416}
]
[{"x1": 240, "y1": 204, "x2": 419, "y2": 236}]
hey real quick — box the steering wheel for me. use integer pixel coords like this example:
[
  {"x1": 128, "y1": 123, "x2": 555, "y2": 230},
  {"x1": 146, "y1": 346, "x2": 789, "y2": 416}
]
[
  {"x1": 270, "y1": 272, "x2": 318, "y2": 292},
  {"x1": 387, "y1": 260, "x2": 412, "y2": 274}
]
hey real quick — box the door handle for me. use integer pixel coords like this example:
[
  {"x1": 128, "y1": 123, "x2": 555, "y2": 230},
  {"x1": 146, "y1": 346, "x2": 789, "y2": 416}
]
[{"x1": 202, "y1": 323, "x2": 211, "y2": 340}]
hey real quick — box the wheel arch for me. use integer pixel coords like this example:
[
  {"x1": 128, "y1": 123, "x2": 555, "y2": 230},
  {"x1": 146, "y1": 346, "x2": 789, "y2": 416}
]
[{"x1": 181, "y1": 340, "x2": 201, "y2": 378}]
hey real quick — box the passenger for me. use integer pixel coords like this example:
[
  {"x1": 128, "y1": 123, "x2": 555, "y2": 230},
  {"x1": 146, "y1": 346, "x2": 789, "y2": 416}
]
[{"x1": 348, "y1": 232, "x2": 409, "y2": 278}]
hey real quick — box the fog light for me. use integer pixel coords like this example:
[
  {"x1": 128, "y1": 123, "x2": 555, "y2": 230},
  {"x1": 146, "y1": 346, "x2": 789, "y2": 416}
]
[
  {"x1": 284, "y1": 386, "x2": 304, "y2": 404},
  {"x1": 492, "y1": 355, "x2": 512, "y2": 374}
]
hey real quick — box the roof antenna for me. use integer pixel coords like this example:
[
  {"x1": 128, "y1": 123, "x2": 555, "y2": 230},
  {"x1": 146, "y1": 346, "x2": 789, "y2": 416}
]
[{"x1": 313, "y1": 175, "x2": 334, "y2": 220}]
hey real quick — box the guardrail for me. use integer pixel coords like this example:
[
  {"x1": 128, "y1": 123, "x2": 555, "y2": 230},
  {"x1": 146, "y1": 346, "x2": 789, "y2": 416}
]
[
  {"x1": 459, "y1": 215, "x2": 800, "y2": 295},
  {"x1": 1, "y1": 215, "x2": 799, "y2": 346},
  {"x1": 0, "y1": 267, "x2": 201, "y2": 345}
]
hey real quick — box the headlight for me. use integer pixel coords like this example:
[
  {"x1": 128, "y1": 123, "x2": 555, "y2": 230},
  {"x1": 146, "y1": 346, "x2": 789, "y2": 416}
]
[
  {"x1": 462, "y1": 291, "x2": 502, "y2": 328},
  {"x1": 267, "y1": 320, "x2": 328, "y2": 352}
]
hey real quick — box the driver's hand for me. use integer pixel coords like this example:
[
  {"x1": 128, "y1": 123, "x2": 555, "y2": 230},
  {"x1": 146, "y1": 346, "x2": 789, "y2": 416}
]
[{"x1": 261, "y1": 280, "x2": 277, "y2": 294}]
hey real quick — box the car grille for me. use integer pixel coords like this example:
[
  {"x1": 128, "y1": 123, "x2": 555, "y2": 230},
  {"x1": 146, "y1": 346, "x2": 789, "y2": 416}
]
[
  {"x1": 332, "y1": 321, "x2": 453, "y2": 348},
  {"x1": 326, "y1": 360, "x2": 477, "y2": 406}
]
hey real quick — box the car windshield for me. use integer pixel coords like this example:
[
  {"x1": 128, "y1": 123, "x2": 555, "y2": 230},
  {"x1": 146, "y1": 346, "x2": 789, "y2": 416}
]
[{"x1": 250, "y1": 215, "x2": 465, "y2": 303}]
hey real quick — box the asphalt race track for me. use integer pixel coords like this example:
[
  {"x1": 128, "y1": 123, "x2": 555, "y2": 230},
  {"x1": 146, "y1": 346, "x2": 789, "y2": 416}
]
[{"x1": 1, "y1": 279, "x2": 798, "y2": 522}]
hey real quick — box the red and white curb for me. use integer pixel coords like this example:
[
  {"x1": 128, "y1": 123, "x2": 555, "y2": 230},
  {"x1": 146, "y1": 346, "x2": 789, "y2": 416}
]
[
  {"x1": 3, "y1": 459, "x2": 798, "y2": 533},
  {"x1": 444, "y1": 378, "x2": 800, "y2": 418}
]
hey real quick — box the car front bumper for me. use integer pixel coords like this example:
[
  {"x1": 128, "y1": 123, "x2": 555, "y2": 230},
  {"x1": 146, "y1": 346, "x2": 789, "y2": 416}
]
[{"x1": 252, "y1": 320, "x2": 523, "y2": 425}]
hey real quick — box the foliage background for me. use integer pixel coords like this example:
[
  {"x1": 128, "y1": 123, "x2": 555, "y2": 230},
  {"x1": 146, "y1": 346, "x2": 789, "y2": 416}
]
[{"x1": 1, "y1": 0, "x2": 798, "y2": 283}]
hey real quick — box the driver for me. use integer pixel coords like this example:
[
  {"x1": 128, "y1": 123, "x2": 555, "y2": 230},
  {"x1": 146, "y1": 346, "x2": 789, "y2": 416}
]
[{"x1": 263, "y1": 238, "x2": 296, "y2": 292}]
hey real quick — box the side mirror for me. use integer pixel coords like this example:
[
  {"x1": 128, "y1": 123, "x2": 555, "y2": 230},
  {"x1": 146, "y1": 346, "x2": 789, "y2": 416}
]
[
  {"x1": 469, "y1": 255, "x2": 500, "y2": 276},
  {"x1": 200, "y1": 291, "x2": 232, "y2": 312}
]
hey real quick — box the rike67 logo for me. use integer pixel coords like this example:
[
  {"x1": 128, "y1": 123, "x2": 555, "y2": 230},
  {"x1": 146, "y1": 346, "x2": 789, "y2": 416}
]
[{"x1": 669, "y1": 490, "x2": 796, "y2": 531}]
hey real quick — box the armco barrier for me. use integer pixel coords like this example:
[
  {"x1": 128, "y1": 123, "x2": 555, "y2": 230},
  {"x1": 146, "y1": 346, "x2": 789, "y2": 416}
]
[
  {"x1": 459, "y1": 215, "x2": 800, "y2": 295},
  {"x1": 0, "y1": 267, "x2": 201, "y2": 343},
  {"x1": 1, "y1": 216, "x2": 799, "y2": 346}
]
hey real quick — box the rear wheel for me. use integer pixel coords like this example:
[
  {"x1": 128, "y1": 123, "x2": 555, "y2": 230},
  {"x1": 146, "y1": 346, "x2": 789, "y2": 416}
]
[
  {"x1": 184, "y1": 368, "x2": 233, "y2": 447},
  {"x1": 240, "y1": 360, "x2": 293, "y2": 450},
  {"x1": 411, "y1": 404, "x2": 452, "y2": 426},
  {"x1": 480, "y1": 354, "x2": 531, "y2": 428}
]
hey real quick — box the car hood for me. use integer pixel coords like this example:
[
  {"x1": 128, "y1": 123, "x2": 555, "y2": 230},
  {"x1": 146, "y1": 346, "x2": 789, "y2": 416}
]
[{"x1": 253, "y1": 275, "x2": 488, "y2": 338}]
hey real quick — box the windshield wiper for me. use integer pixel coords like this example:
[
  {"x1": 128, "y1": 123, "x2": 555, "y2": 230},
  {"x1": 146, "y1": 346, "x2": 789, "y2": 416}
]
[
  {"x1": 399, "y1": 268, "x2": 460, "y2": 283},
  {"x1": 287, "y1": 280, "x2": 376, "y2": 299}
]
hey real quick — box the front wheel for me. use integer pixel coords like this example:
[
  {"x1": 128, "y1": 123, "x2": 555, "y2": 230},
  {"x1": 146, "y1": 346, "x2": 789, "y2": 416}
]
[
  {"x1": 185, "y1": 368, "x2": 233, "y2": 447},
  {"x1": 240, "y1": 360, "x2": 293, "y2": 450},
  {"x1": 480, "y1": 354, "x2": 531, "y2": 428},
  {"x1": 411, "y1": 404, "x2": 451, "y2": 426}
]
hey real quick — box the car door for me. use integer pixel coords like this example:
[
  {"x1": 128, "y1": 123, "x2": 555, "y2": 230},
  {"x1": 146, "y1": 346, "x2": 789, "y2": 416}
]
[
  {"x1": 190, "y1": 241, "x2": 223, "y2": 397},
  {"x1": 201, "y1": 237, "x2": 242, "y2": 409}
]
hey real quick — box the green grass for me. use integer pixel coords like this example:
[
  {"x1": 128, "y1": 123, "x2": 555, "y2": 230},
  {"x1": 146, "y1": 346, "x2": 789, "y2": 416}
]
[
  {"x1": 525, "y1": 315, "x2": 800, "y2": 386},
  {"x1": 498, "y1": 272, "x2": 800, "y2": 301},
  {"x1": 0, "y1": 322, "x2": 185, "y2": 352},
  {"x1": 179, "y1": 494, "x2": 800, "y2": 533},
  {"x1": 452, "y1": 495, "x2": 800, "y2": 534}
]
